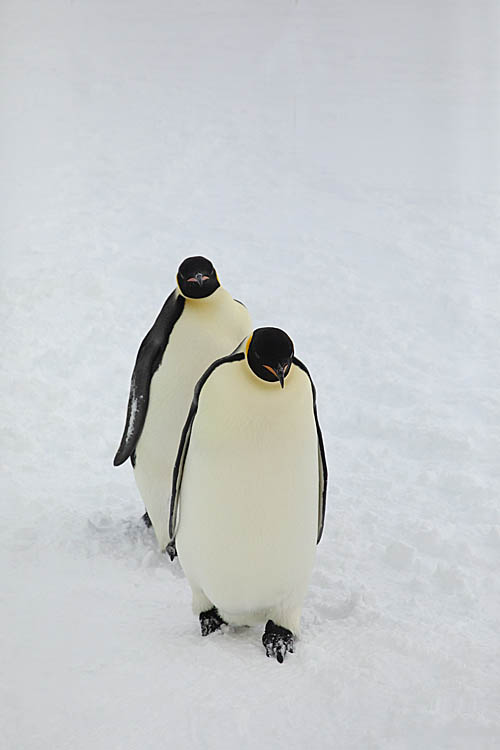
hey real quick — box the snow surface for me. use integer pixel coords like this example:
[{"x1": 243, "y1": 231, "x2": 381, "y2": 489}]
[{"x1": 1, "y1": 1, "x2": 500, "y2": 748}]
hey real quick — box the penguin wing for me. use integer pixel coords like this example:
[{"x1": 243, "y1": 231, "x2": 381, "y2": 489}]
[
  {"x1": 168, "y1": 351, "x2": 246, "y2": 544},
  {"x1": 292, "y1": 358, "x2": 328, "y2": 544},
  {"x1": 113, "y1": 290, "x2": 185, "y2": 467}
]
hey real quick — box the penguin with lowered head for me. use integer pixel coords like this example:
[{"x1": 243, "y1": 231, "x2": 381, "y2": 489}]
[
  {"x1": 114, "y1": 257, "x2": 252, "y2": 551},
  {"x1": 169, "y1": 327, "x2": 327, "y2": 662}
]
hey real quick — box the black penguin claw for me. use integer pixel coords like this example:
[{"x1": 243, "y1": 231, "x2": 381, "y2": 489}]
[
  {"x1": 199, "y1": 607, "x2": 226, "y2": 636},
  {"x1": 262, "y1": 620, "x2": 294, "y2": 663},
  {"x1": 141, "y1": 511, "x2": 152, "y2": 528}
]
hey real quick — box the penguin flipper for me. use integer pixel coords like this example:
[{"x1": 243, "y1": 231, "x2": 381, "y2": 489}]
[
  {"x1": 292, "y1": 357, "x2": 328, "y2": 544},
  {"x1": 113, "y1": 290, "x2": 185, "y2": 467},
  {"x1": 167, "y1": 351, "x2": 246, "y2": 545}
]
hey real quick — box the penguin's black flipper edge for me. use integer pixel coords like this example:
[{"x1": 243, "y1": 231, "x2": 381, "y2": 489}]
[
  {"x1": 113, "y1": 290, "x2": 185, "y2": 467},
  {"x1": 292, "y1": 357, "x2": 328, "y2": 544},
  {"x1": 166, "y1": 541, "x2": 177, "y2": 561},
  {"x1": 168, "y1": 351, "x2": 246, "y2": 543}
]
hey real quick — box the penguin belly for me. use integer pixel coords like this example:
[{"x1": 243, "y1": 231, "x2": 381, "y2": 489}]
[
  {"x1": 176, "y1": 362, "x2": 318, "y2": 626},
  {"x1": 134, "y1": 290, "x2": 251, "y2": 550}
]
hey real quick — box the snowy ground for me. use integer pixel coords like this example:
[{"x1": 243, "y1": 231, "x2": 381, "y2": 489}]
[{"x1": 1, "y1": 1, "x2": 500, "y2": 748}]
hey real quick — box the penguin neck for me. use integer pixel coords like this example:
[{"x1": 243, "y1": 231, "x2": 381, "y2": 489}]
[
  {"x1": 182, "y1": 286, "x2": 227, "y2": 308},
  {"x1": 243, "y1": 361, "x2": 292, "y2": 391}
]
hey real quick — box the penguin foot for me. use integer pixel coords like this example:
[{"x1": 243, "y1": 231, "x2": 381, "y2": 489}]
[
  {"x1": 262, "y1": 620, "x2": 294, "y2": 663},
  {"x1": 199, "y1": 607, "x2": 226, "y2": 636},
  {"x1": 142, "y1": 511, "x2": 152, "y2": 528}
]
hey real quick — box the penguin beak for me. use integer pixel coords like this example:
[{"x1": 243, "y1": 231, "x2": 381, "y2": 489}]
[
  {"x1": 187, "y1": 273, "x2": 207, "y2": 287},
  {"x1": 276, "y1": 364, "x2": 286, "y2": 389},
  {"x1": 263, "y1": 364, "x2": 286, "y2": 388}
]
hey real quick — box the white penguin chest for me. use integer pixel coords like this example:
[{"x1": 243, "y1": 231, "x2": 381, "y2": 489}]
[
  {"x1": 176, "y1": 362, "x2": 319, "y2": 614},
  {"x1": 134, "y1": 290, "x2": 251, "y2": 548},
  {"x1": 136, "y1": 292, "x2": 249, "y2": 463}
]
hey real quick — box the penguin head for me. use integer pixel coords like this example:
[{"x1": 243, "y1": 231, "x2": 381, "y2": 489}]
[
  {"x1": 246, "y1": 327, "x2": 294, "y2": 389},
  {"x1": 177, "y1": 256, "x2": 220, "y2": 299}
]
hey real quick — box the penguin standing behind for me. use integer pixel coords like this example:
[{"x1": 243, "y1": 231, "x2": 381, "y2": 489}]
[
  {"x1": 114, "y1": 257, "x2": 252, "y2": 550},
  {"x1": 169, "y1": 327, "x2": 327, "y2": 662}
]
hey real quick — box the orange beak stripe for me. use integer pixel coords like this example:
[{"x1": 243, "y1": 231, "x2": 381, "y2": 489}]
[{"x1": 263, "y1": 365, "x2": 278, "y2": 377}]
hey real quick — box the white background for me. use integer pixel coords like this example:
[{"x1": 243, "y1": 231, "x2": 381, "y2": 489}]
[{"x1": 1, "y1": 1, "x2": 499, "y2": 748}]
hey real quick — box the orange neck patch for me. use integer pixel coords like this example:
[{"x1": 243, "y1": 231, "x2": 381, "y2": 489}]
[{"x1": 245, "y1": 334, "x2": 253, "y2": 357}]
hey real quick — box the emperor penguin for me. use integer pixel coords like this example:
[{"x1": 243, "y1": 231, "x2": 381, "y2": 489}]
[
  {"x1": 168, "y1": 327, "x2": 327, "y2": 662},
  {"x1": 113, "y1": 256, "x2": 252, "y2": 551}
]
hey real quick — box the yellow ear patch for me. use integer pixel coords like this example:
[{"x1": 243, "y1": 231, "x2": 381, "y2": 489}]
[
  {"x1": 216, "y1": 270, "x2": 220, "y2": 284},
  {"x1": 245, "y1": 334, "x2": 253, "y2": 357}
]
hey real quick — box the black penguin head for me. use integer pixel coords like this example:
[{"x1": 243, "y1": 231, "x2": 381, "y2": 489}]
[
  {"x1": 246, "y1": 327, "x2": 294, "y2": 388},
  {"x1": 177, "y1": 256, "x2": 220, "y2": 299}
]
